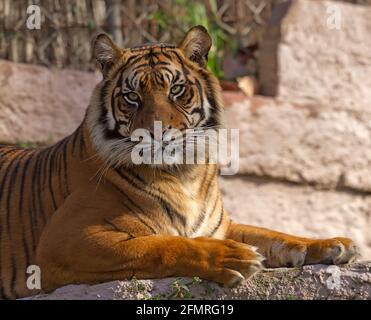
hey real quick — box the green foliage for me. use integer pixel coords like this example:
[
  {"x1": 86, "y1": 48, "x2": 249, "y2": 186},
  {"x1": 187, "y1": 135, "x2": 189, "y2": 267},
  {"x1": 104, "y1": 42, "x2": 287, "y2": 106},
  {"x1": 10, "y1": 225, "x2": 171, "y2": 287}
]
[
  {"x1": 168, "y1": 278, "x2": 193, "y2": 299},
  {"x1": 128, "y1": 277, "x2": 151, "y2": 300},
  {"x1": 18, "y1": 142, "x2": 37, "y2": 149},
  {"x1": 167, "y1": 277, "x2": 203, "y2": 299},
  {"x1": 150, "y1": 0, "x2": 231, "y2": 78},
  {"x1": 87, "y1": 19, "x2": 96, "y2": 32}
]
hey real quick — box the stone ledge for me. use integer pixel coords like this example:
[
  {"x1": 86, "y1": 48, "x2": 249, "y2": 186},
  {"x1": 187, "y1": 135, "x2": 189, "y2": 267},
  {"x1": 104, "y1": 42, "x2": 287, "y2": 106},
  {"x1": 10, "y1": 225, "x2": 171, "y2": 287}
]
[{"x1": 23, "y1": 262, "x2": 371, "y2": 300}]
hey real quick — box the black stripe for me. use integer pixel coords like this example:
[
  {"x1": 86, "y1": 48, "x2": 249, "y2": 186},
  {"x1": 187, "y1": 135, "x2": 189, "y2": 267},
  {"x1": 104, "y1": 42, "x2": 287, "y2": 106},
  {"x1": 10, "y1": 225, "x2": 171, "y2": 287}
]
[
  {"x1": 46, "y1": 145, "x2": 58, "y2": 211},
  {"x1": 130, "y1": 63, "x2": 149, "y2": 72},
  {"x1": 56, "y1": 140, "x2": 65, "y2": 200},
  {"x1": 71, "y1": 127, "x2": 81, "y2": 156},
  {"x1": 4, "y1": 150, "x2": 28, "y2": 298},
  {"x1": 154, "y1": 71, "x2": 165, "y2": 87},
  {"x1": 0, "y1": 150, "x2": 22, "y2": 299},
  {"x1": 4, "y1": 151, "x2": 28, "y2": 234},
  {"x1": 36, "y1": 148, "x2": 48, "y2": 225},
  {"x1": 160, "y1": 47, "x2": 173, "y2": 60},
  {"x1": 62, "y1": 137, "x2": 70, "y2": 196},
  {"x1": 41, "y1": 147, "x2": 51, "y2": 188},
  {"x1": 199, "y1": 70, "x2": 221, "y2": 128},
  {"x1": 157, "y1": 65, "x2": 174, "y2": 75},
  {"x1": 154, "y1": 60, "x2": 171, "y2": 67},
  {"x1": 18, "y1": 151, "x2": 35, "y2": 270},
  {"x1": 0, "y1": 148, "x2": 17, "y2": 160},
  {"x1": 171, "y1": 50, "x2": 190, "y2": 82},
  {"x1": 99, "y1": 79, "x2": 123, "y2": 140},
  {"x1": 0, "y1": 149, "x2": 18, "y2": 173},
  {"x1": 190, "y1": 167, "x2": 216, "y2": 234},
  {"x1": 103, "y1": 218, "x2": 134, "y2": 239},
  {"x1": 53, "y1": 138, "x2": 67, "y2": 201},
  {"x1": 173, "y1": 70, "x2": 181, "y2": 83},
  {"x1": 185, "y1": 87, "x2": 195, "y2": 105},
  {"x1": 123, "y1": 54, "x2": 144, "y2": 67},
  {"x1": 26, "y1": 154, "x2": 38, "y2": 248},
  {"x1": 109, "y1": 182, "x2": 158, "y2": 234},
  {"x1": 79, "y1": 128, "x2": 85, "y2": 156},
  {"x1": 30, "y1": 149, "x2": 44, "y2": 237},
  {"x1": 193, "y1": 79, "x2": 206, "y2": 120},
  {"x1": 119, "y1": 169, "x2": 187, "y2": 228},
  {"x1": 208, "y1": 206, "x2": 224, "y2": 237}
]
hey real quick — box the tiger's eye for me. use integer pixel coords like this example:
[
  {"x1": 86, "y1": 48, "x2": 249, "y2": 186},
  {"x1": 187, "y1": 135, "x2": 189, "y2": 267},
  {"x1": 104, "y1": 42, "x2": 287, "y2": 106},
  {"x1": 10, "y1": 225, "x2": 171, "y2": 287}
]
[
  {"x1": 127, "y1": 92, "x2": 139, "y2": 101},
  {"x1": 171, "y1": 85, "x2": 184, "y2": 96},
  {"x1": 123, "y1": 91, "x2": 140, "y2": 106}
]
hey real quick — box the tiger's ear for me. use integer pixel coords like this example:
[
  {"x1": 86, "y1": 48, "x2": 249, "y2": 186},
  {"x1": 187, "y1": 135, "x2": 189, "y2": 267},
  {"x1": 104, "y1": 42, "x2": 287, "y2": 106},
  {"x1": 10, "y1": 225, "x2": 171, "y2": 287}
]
[
  {"x1": 92, "y1": 32, "x2": 122, "y2": 75},
  {"x1": 178, "y1": 26, "x2": 212, "y2": 68}
]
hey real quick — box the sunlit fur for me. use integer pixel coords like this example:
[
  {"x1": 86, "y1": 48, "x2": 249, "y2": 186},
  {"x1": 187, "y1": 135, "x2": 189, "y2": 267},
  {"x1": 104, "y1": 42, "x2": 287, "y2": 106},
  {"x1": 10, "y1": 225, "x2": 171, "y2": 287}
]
[
  {"x1": 0, "y1": 27, "x2": 357, "y2": 299},
  {"x1": 87, "y1": 44, "x2": 224, "y2": 170}
]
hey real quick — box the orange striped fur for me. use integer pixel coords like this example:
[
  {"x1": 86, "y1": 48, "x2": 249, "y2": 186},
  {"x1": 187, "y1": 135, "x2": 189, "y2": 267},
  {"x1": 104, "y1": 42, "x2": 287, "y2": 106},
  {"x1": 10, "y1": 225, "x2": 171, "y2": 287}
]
[{"x1": 0, "y1": 26, "x2": 358, "y2": 299}]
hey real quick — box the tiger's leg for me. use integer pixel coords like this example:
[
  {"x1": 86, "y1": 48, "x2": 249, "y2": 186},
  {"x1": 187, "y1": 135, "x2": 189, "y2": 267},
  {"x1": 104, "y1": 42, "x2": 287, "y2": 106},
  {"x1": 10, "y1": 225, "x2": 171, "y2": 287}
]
[
  {"x1": 37, "y1": 229, "x2": 264, "y2": 292},
  {"x1": 226, "y1": 222, "x2": 359, "y2": 267}
]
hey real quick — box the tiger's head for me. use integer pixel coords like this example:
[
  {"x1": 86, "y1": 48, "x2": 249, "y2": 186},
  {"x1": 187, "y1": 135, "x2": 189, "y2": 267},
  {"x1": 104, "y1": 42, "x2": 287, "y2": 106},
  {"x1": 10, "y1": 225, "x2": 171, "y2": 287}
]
[{"x1": 87, "y1": 26, "x2": 225, "y2": 168}]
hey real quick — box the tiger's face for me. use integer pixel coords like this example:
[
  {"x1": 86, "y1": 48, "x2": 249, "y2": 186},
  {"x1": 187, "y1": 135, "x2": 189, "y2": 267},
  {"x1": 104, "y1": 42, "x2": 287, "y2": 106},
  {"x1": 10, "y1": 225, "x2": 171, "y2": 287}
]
[{"x1": 88, "y1": 26, "x2": 224, "y2": 168}]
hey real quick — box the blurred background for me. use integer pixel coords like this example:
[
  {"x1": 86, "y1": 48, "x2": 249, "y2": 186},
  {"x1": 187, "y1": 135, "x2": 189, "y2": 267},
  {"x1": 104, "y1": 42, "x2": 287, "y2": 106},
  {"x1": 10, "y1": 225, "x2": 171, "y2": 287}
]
[
  {"x1": 0, "y1": 0, "x2": 369, "y2": 77},
  {"x1": 0, "y1": 0, "x2": 371, "y2": 259}
]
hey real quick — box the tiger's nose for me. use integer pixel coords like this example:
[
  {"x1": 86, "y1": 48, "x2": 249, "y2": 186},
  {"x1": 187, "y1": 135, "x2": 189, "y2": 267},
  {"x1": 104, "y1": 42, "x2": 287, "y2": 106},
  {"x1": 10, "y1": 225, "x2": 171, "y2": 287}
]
[{"x1": 149, "y1": 124, "x2": 172, "y2": 141}]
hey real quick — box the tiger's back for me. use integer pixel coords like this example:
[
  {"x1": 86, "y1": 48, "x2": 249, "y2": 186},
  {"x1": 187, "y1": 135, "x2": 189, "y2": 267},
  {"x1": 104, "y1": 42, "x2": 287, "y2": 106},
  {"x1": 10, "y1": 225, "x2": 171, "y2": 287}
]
[{"x1": 0, "y1": 127, "x2": 88, "y2": 299}]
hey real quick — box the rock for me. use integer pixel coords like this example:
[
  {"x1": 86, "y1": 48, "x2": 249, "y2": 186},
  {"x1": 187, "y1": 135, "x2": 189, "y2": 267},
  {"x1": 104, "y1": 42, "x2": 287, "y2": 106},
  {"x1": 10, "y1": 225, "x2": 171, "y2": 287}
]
[
  {"x1": 259, "y1": 0, "x2": 371, "y2": 111},
  {"x1": 222, "y1": 91, "x2": 247, "y2": 107},
  {"x1": 219, "y1": 176, "x2": 371, "y2": 258},
  {"x1": 244, "y1": 0, "x2": 371, "y2": 191},
  {"x1": 0, "y1": 59, "x2": 100, "y2": 144},
  {"x1": 224, "y1": 96, "x2": 371, "y2": 192},
  {"x1": 22, "y1": 263, "x2": 371, "y2": 300}
]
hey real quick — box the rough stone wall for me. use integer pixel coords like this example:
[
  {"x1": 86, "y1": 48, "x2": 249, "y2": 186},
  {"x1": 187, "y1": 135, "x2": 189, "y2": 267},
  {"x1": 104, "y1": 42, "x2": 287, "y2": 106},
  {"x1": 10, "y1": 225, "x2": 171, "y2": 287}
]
[
  {"x1": 0, "y1": 60, "x2": 100, "y2": 144},
  {"x1": 259, "y1": 0, "x2": 371, "y2": 108},
  {"x1": 225, "y1": 97, "x2": 371, "y2": 193}
]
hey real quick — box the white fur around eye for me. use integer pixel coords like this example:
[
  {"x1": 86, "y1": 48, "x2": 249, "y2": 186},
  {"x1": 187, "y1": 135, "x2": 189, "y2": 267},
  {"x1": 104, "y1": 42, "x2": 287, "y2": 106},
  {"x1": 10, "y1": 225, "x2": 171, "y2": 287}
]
[{"x1": 123, "y1": 92, "x2": 140, "y2": 107}]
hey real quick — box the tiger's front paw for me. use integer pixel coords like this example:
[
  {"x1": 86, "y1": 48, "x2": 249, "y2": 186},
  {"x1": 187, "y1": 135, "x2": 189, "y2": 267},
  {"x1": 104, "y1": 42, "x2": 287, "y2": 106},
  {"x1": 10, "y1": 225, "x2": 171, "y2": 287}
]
[
  {"x1": 266, "y1": 237, "x2": 359, "y2": 268},
  {"x1": 305, "y1": 237, "x2": 359, "y2": 265},
  {"x1": 194, "y1": 237, "x2": 265, "y2": 287}
]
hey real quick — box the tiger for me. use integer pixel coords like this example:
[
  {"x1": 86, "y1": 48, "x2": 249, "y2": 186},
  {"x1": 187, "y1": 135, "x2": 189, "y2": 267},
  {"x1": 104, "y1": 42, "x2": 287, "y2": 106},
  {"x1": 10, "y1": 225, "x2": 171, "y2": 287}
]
[{"x1": 0, "y1": 26, "x2": 358, "y2": 299}]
